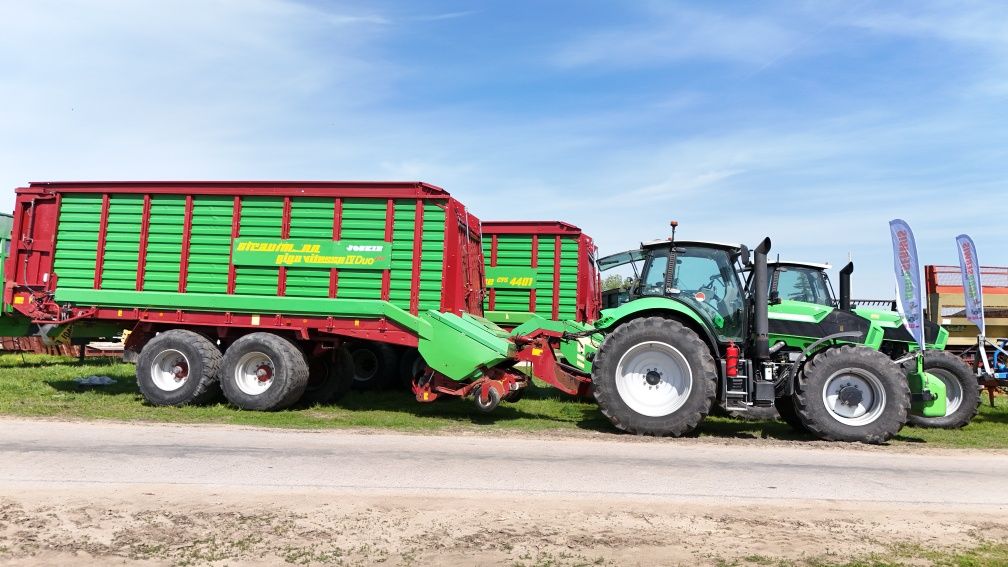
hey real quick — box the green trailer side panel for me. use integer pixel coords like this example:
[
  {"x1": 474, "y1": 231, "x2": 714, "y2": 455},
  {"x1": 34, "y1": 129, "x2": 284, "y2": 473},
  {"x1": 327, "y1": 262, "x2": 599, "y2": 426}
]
[
  {"x1": 55, "y1": 287, "x2": 424, "y2": 334},
  {"x1": 556, "y1": 238, "x2": 579, "y2": 321},
  {"x1": 418, "y1": 203, "x2": 446, "y2": 311},
  {"x1": 232, "y1": 196, "x2": 281, "y2": 295},
  {"x1": 337, "y1": 198, "x2": 385, "y2": 301},
  {"x1": 484, "y1": 233, "x2": 580, "y2": 324},
  {"x1": 286, "y1": 197, "x2": 334, "y2": 298},
  {"x1": 143, "y1": 195, "x2": 186, "y2": 292},
  {"x1": 51, "y1": 192, "x2": 457, "y2": 324},
  {"x1": 53, "y1": 193, "x2": 103, "y2": 289},
  {"x1": 99, "y1": 194, "x2": 143, "y2": 290},
  {"x1": 388, "y1": 200, "x2": 418, "y2": 309}
]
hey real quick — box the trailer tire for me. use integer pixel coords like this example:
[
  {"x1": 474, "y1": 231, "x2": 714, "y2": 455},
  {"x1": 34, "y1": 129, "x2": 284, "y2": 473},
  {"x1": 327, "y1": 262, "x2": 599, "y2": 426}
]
[
  {"x1": 592, "y1": 317, "x2": 716, "y2": 436},
  {"x1": 795, "y1": 345, "x2": 909, "y2": 444},
  {"x1": 902, "y1": 350, "x2": 981, "y2": 429},
  {"x1": 774, "y1": 396, "x2": 808, "y2": 433},
  {"x1": 301, "y1": 346, "x2": 354, "y2": 406},
  {"x1": 398, "y1": 348, "x2": 428, "y2": 387},
  {"x1": 349, "y1": 341, "x2": 399, "y2": 390},
  {"x1": 137, "y1": 329, "x2": 222, "y2": 406},
  {"x1": 220, "y1": 333, "x2": 309, "y2": 411}
]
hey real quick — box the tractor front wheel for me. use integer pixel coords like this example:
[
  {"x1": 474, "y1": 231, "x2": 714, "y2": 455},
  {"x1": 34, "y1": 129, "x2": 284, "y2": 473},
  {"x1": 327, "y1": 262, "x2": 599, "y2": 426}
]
[
  {"x1": 592, "y1": 317, "x2": 716, "y2": 436},
  {"x1": 795, "y1": 345, "x2": 909, "y2": 444},
  {"x1": 902, "y1": 350, "x2": 981, "y2": 429}
]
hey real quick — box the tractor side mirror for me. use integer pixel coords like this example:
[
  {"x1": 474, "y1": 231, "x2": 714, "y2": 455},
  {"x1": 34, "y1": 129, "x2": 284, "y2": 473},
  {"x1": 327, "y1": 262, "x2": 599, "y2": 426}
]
[
  {"x1": 769, "y1": 290, "x2": 781, "y2": 305},
  {"x1": 738, "y1": 244, "x2": 752, "y2": 267}
]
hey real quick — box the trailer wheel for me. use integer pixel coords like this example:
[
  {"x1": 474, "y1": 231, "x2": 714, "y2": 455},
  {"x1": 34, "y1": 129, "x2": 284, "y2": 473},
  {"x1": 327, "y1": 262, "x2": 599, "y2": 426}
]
[
  {"x1": 398, "y1": 348, "x2": 428, "y2": 387},
  {"x1": 349, "y1": 341, "x2": 399, "y2": 390},
  {"x1": 137, "y1": 329, "x2": 222, "y2": 406},
  {"x1": 902, "y1": 350, "x2": 981, "y2": 429},
  {"x1": 795, "y1": 345, "x2": 909, "y2": 444},
  {"x1": 591, "y1": 317, "x2": 716, "y2": 436},
  {"x1": 220, "y1": 333, "x2": 309, "y2": 411},
  {"x1": 301, "y1": 346, "x2": 354, "y2": 406},
  {"x1": 475, "y1": 386, "x2": 501, "y2": 412}
]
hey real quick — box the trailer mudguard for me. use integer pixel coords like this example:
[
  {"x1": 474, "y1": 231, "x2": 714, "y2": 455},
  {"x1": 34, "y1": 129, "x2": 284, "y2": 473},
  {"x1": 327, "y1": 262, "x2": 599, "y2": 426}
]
[{"x1": 417, "y1": 311, "x2": 515, "y2": 381}]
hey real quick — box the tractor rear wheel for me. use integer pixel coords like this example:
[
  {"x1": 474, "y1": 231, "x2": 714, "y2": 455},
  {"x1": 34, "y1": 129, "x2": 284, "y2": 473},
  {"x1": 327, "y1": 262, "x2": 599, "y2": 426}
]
[
  {"x1": 902, "y1": 350, "x2": 981, "y2": 429},
  {"x1": 795, "y1": 345, "x2": 909, "y2": 444},
  {"x1": 592, "y1": 317, "x2": 716, "y2": 436}
]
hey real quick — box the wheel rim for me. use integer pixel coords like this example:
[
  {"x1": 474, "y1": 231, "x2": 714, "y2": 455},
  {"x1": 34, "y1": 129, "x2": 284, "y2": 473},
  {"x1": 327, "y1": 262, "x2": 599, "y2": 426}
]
[
  {"x1": 150, "y1": 349, "x2": 190, "y2": 392},
  {"x1": 352, "y1": 350, "x2": 378, "y2": 382},
  {"x1": 821, "y1": 368, "x2": 887, "y2": 426},
  {"x1": 930, "y1": 369, "x2": 963, "y2": 417},
  {"x1": 614, "y1": 341, "x2": 693, "y2": 417},
  {"x1": 234, "y1": 351, "x2": 275, "y2": 396}
]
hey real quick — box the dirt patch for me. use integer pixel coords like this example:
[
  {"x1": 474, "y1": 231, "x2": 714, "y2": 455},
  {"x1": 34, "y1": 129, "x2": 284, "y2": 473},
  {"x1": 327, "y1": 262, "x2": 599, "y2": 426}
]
[{"x1": 1, "y1": 489, "x2": 1005, "y2": 566}]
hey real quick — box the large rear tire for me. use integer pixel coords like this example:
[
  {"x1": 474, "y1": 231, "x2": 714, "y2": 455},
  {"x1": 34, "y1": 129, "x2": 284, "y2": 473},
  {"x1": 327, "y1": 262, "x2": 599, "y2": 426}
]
[
  {"x1": 592, "y1": 317, "x2": 716, "y2": 436},
  {"x1": 795, "y1": 345, "x2": 909, "y2": 444},
  {"x1": 220, "y1": 333, "x2": 309, "y2": 411},
  {"x1": 902, "y1": 350, "x2": 981, "y2": 429},
  {"x1": 137, "y1": 329, "x2": 222, "y2": 406},
  {"x1": 349, "y1": 341, "x2": 399, "y2": 390}
]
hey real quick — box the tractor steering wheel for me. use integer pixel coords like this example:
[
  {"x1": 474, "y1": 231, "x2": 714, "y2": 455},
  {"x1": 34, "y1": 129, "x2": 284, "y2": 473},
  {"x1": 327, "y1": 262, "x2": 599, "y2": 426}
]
[{"x1": 699, "y1": 274, "x2": 725, "y2": 304}]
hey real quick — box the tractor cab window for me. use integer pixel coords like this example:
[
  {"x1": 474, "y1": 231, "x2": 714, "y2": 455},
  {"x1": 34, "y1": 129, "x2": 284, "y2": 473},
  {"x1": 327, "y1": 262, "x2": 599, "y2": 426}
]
[
  {"x1": 640, "y1": 246, "x2": 745, "y2": 341},
  {"x1": 775, "y1": 267, "x2": 834, "y2": 306}
]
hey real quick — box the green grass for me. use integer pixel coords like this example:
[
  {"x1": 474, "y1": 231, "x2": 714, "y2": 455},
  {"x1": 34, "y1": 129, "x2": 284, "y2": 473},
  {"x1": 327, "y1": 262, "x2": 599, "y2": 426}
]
[
  {"x1": 727, "y1": 542, "x2": 1008, "y2": 567},
  {"x1": 0, "y1": 353, "x2": 1006, "y2": 448}
]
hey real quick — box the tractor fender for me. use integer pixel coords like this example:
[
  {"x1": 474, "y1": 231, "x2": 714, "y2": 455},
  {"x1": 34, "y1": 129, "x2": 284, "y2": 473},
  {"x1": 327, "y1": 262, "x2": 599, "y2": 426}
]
[
  {"x1": 593, "y1": 297, "x2": 722, "y2": 358},
  {"x1": 776, "y1": 330, "x2": 864, "y2": 397}
]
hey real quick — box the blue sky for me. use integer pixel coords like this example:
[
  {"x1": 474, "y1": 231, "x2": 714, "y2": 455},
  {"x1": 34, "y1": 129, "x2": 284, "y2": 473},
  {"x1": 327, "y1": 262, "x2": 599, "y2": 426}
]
[{"x1": 1, "y1": 0, "x2": 1005, "y2": 295}]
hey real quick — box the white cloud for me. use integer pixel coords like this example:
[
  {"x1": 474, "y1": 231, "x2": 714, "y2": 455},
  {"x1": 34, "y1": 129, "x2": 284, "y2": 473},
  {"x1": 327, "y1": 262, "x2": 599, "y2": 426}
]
[{"x1": 552, "y1": 4, "x2": 803, "y2": 69}]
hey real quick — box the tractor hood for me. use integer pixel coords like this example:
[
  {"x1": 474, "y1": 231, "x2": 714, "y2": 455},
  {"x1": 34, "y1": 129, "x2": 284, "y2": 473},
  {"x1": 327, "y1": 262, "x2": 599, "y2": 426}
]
[{"x1": 853, "y1": 306, "x2": 948, "y2": 349}]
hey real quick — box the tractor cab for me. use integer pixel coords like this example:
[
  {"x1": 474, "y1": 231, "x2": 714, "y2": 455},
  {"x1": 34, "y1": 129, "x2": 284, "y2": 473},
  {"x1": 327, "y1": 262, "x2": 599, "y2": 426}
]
[
  {"x1": 768, "y1": 261, "x2": 836, "y2": 307},
  {"x1": 635, "y1": 239, "x2": 748, "y2": 342}
]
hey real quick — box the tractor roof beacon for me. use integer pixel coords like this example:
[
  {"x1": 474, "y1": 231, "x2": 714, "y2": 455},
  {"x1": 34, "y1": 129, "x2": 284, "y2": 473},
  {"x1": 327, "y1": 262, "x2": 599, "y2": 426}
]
[{"x1": 586, "y1": 223, "x2": 911, "y2": 443}]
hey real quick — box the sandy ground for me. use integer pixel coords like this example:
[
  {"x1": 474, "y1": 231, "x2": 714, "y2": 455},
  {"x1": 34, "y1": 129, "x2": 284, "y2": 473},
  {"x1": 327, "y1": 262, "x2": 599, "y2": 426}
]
[
  {"x1": 1, "y1": 418, "x2": 1007, "y2": 566},
  {"x1": 2, "y1": 490, "x2": 1006, "y2": 566}
]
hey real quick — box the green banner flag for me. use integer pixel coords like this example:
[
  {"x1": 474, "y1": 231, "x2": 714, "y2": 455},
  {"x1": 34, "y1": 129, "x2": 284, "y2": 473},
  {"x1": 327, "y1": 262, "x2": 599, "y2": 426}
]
[{"x1": 231, "y1": 238, "x2": 392, "y2": 269}]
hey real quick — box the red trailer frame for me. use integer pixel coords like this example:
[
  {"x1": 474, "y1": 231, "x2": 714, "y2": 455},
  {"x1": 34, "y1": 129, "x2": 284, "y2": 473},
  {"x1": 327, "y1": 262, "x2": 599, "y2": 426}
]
[{"x1": 5, "y1": 181, "x2": 485, "y2": 351}]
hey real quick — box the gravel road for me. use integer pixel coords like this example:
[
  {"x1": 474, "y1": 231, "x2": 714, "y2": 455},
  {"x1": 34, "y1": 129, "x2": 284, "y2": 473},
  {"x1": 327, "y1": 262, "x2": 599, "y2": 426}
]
[{"x1": 1, "y1": 418, "x2": 1006, "y2": 566}]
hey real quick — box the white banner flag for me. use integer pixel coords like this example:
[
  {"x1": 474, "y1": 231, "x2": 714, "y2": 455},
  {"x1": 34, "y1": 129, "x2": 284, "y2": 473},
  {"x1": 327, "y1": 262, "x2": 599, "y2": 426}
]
[
  {"x1": 889, "y1": 219, "x2": 925, "y2": 350},
  {"x1": 956, "y1": 234, "x2": 985, "y2": 337}
]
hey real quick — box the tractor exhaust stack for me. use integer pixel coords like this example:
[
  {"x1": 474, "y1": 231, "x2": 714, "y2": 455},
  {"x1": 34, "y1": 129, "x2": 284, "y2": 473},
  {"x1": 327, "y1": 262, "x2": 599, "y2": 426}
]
[
  {"x1": 839, "y1": 262, "x2": 854, "y2": 311},
  {"x1": 753, "y1": 237, "x2": 772, "y2": 361}
]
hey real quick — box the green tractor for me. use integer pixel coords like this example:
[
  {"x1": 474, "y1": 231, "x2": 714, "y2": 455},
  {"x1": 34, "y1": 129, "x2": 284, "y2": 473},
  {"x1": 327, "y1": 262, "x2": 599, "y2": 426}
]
[
  {"x1": 574, "y1": 227, "x2": 944, "y2": 443},
  {"x1": 767, "y1": 260, "x2": 980, "y2": 429}
]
